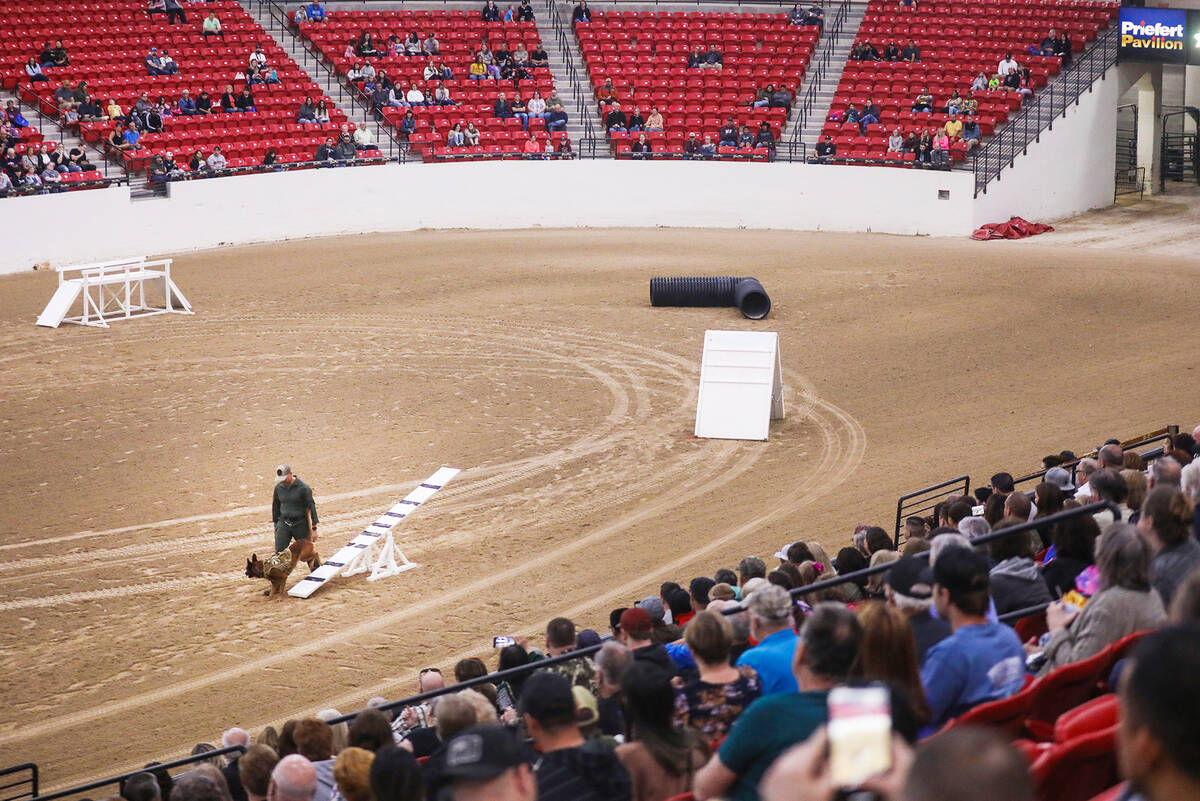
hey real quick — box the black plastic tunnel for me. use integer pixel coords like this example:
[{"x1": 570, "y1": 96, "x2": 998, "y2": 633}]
[{"x1": 649, "y1": 276, "x2": 771, "y2": 320}]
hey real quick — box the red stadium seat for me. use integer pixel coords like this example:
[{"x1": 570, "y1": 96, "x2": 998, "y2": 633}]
[
  {"x1": 1031, "y1": 726, "x2": 1119, "y2": 801},
  {"x1": 1025, "y1": 646, "x2": 1113, "y2": 740}
]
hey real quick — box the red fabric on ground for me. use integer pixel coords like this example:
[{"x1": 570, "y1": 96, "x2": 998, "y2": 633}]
[{"x1": 971, "y1": 216, "x2": 1055, "y2": 240}]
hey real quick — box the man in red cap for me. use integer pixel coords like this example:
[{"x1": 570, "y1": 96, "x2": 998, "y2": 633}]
[{"x1": 617, "y1": 608, "x2": 676, "y2": 676}]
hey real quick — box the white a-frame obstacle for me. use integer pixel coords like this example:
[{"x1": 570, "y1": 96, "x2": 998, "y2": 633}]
[
  {"x1": 288, "y1": 467, "x2": 460, "y2": 599},
  {"x1": 36, "y1": 257, "x2": 192, "y2": 329}
]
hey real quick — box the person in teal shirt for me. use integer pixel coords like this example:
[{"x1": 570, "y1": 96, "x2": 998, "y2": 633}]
[
  {"x1": 694, "y1": 603, "x2": 863, "y2": 801},
  {"x1": 272, "y1": 464, "x2": 319, "y2": 552}
]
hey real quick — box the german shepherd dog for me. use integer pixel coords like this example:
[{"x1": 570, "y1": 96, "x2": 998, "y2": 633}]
[{"x1": 246, "y1": 538, "x2": 322, "y2": 598}]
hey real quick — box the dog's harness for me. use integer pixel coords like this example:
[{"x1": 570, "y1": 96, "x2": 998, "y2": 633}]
[{"x1": 262, "y1": 549, "x2": 294, "y2": 578}]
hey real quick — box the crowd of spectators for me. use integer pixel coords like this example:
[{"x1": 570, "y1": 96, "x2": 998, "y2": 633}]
[{"x1": 109, "y1": 431, "x2": 1200, "y2": 801}]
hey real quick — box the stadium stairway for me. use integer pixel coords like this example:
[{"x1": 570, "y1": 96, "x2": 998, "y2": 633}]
[
  {"x1": 239, "y1": 0, "x2": 395, "y2": 153},
  {"x1": 1, "y1": 87, "x2": 94, "y2": 166},
  {"x1": 537, "y1": 0, "x2": 606, "y2": 155},
  {"x1": 787, "y1": 0, "x2": 866, "y2": 150}
]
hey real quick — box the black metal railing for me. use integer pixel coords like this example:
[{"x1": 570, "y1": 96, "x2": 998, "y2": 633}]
[
  {"x1": 1159, "y1": 106, "x2": 1199, "y2": 191},
  {"x1": 0, "y1": 764, "x2": 36, "y2": 801},
  {"x1": 32, "y1": 746, "x2": 245, "y2": 801},
  {"x1": 973, "y1": 23, "x2": 1118, "y2": 196},
  {"x1": 1010, "y1": 427, "x2": 1178, "y2": 492},
  {"x1": 545, "y1": 0, "x2": 599, "y2": 157},
  {"x1": 12, "y1": 87, "x2": 121, "y2": 180},
  {"x1": 893, "y1": 475, "x2": 970, "y2": 546},
  {"x1": 790, "y1": 0, "x2": 851, "y2": 155}
]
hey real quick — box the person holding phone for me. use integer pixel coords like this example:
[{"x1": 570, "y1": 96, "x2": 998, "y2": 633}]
[{"x1": 693, "y1": 604, "x2": 862, "y2": 801}]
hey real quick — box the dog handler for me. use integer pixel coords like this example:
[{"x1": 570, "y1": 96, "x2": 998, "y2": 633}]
[{"x1": 272, "y1": 464, "x2": 319, "y2": 552}]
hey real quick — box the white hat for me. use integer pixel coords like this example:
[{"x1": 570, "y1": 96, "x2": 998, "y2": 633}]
[
  {"x1": 773, "y1": 542, "x2": 797, "y2": 561},
  {"x1": 275, "y1": 464, "x2": 292, "y2": 482}
]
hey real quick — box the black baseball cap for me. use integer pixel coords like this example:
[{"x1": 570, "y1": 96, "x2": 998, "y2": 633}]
[
  {"x1": 886, "y1": 556, "x2": 934, "y2": 600},
  {"x1": 442, "y1": 725, "x2": 526, "y2": 781},
  {"x1": 932, "y1": 547, "x2": 990, "y2": 595},
  {"x1": 517, "y1": 671, "x2": 575, "y2": 721}
]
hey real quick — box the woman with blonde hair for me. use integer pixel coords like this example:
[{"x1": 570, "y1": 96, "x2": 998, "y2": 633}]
[
  {"x1": 333, "y1": 747, "x2": 375, "y2": 801},
  {"x1": 256, "y1": 725, "x2": 280, "y2": 751},
  {"x1": 805, "y1": 541, "x2": 836, "y2": 576},
  {"x1": 850, "y1": 601, "x2": 930, "y2": 727},
  {"x1": 1121, "y1": 468, "x2": 1147, "y2": 521},
  {"x1": 866, "y1": 550, "x2": 900, "y2": 599}
]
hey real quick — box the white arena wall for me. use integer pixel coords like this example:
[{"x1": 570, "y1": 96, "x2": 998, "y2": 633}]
[{"x1": 0, "y1": 70, "x2": 1116, "y2": 275}]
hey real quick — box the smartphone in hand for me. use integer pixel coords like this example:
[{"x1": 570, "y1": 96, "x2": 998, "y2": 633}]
[
  {"x1": 828, "y1": 685, "x2": 892, "y2": 790},
  {"x1": 493, "y1": 636, "x2": 515, "y2": 648}
]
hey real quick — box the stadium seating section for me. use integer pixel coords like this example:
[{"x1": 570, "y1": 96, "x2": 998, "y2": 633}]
[
  {"x1": 824, "y1": 0, "x2": 1117, "y2": 165},
  {"x1": 0, "y1": 0, "x2": 354, "y2": 181},
  {"x1": 577, "y1": 11, "x2": 817, "y2": 160},
  {"x1": 294, "y1": 11, "x2": 564, "y2": 161}
]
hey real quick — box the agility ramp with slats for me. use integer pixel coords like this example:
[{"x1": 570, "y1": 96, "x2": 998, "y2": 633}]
[{"x1": 288, "y1": 467, "x2": 460, "y2": 598}]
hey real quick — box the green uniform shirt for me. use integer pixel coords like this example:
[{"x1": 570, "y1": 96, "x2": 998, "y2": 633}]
[{"x1": 272, "y1": 477, "x2": 319, "y2": 526}]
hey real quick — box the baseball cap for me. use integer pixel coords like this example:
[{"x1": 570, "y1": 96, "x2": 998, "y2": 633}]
[
  {"x1": 619, "y1": 607, "x2": 653, "y2": 638},
  {"x1": 275, "y1": 464, "x2": 291, "y2": 482},
  {"x1": 576, "y1": 629, "x2": 601, "y2": 649},
  {"x1": 885, "y1": 556, "x2": 934, "y2": 600},
  {"x1": 636, "y1": 596, "x2": 665, "y2": 622},
  {"x1": 773, "y1": 542, "x2": 797, "y2": 561},
  {"x1": 932, "y1": 547, "x2": 990, "y2": 596},
  {"x1": 572, "y1": 685, "x2": 598, "y2": 726},
  {"x1": 746, "y1": 583, "x2": 792, "y2": 622},
  {"x1": 441, "y1": 725, "x2": 526, "y2": 781},
  {"x1": 1044, "y1": 466, "x2": 1075, "y2": 493},
  {"x1": 517, "y1": 671, "x2": 575, "y2": 721}
]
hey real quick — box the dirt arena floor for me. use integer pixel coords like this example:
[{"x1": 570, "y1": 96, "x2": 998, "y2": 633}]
[{"x1": 2, "y1": 217, "x2": 1200, "y2": 791}]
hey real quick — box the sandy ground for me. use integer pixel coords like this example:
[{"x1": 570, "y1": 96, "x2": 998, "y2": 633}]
[{"x1": 1, "y1": 217, "x2": 1199, "y2": 791}]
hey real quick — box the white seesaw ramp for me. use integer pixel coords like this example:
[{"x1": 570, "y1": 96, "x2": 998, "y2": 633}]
[{"x1": 288, "y1": 467, "x2": 460, "y2": 598}]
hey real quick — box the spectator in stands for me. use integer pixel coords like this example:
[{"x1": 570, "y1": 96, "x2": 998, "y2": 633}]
[
  {"x1": 988, "y1": 73, "x2": 1002, "y2": 91},
  {"x1": 296, "y1": 97, "x2": 318, "y2": 124},
  {"x1": 529, "y1": 43, "x2": 549, "y2": 68},
  {"x1": 489, "y1": 92, "x2": 513, "y2": 126},
  {"x1": 617, "y1": 607, "x2": 675, "y2": 675},
  {"x1": 886, "y1": 127, "x2": 905, "y2": 154},
  {"x1": 238, "y1": 745, "x2": 278, "y2": 801},
  {"x1": 269, "y1": 755, "x2": 318, "y2": 801},
  {"x1": 802, "y1": 2, "x2": 825, "y2": 26},
  {"x1": 987, "y1": 519, "x2": 1051, "y2": 615},
  {"x1": 515, "y1": 131, "x2": 539, "y2": 157},
  {"x1": 46, "y1": 40, "x2": 68, "y2": 68},
  {"x1": 292, "y1": 719, "x2": 335, "y2": 801},
  {"x1": 970, "y1": 72, "x2": 988, "y2": 92},
  {"x1": 516, "y1": 0, "x2": 535, "y2": 21},
  {"x1": 753, "y1": 122, "x2": 775, "y2": 155},
  {"x1": 911, "y1": 88, "x2": 933, "y2": 113},
  {"x1": 388, "y1": 110, "x2": 413, "y2": 142},
  {"x1": 672, "y1": 610, "x2": 761, "y2": 740},
  {"x1": 203, "y1": 12, "x2": 224, "y2": 38},
  {"x1": 20, "y1": 57, "x2": 46, "y2": 82},
  {"x1": 188, "y1": 90, "x2": 210, "y2": 116},
  {"x1": 315, "y1": 136, "x2": 338, "y2": 163},
  {"x1": 545, "y1": 104, "x2": 568, "y2": 133},
  {"x1": 216, "y1": 85, "x2": 236, "y2": 113},
  {"x1": 482, "y1": 0, "x2": 501, "y2": 20},
  {"x1": 516, "y1": 670, "x2": 631, "y2": 800},
  {"x1": 769, "y1": 85, "x2": 793, "y2": 109},
  {"x1": 885, "y1": 554, "x2": 951, "y2": 664},
  {"x1": 117, "y1": 120, "x2": 141, "y2": 151},
  {"x1": 304, "y1": 0, "x2": 325, "y2": 22},
  {"x1": 1040, "y1": 29, "x2": 1060, "y2": 56},
  {"x1": 882, "y1": 41, "x2": 900, "y2": 61},
  {"x1": 812, "y1": 134, "x2": 836, "y2": 163},
  {"x1": 1117, "y1": 624, "x2": 1200, "y2": 801},
  {"x1": 998, "y1": 51, "x2": 1019, "y2": 77},
  {"x1": 468, "y1": 55, "x2": 487, "y2": 82},
  {"x1": 686, "y1": 45, "x2": 705, "y2": 69},
  {"x1": 236, "y1": 88, "x2": 257, "y2": 113},
  {"x1": 1015, "y1": 68, "x2": 1035, "y2": 97},
  {"x1": 122, "y1": 773, "x2": 161, "y2": 801},
  {"x1": 332, "y1": 131, "x2": 356, "y2": 163},
  {"x1": 788, "y1": 3, "x2": 806, "y2": 25},
  {"x1": 174, "y1": 89, "x2": 198, "y2": 117},
  {"x1": 261, "y1": 148, "x2": 280, "y2": 170},
  {"x1": 1040, "y1": 503, "x2": 1098, "y2": 597},
  {"x1": 605, "y1": 102, "x2": 628, "y2": 133},
  {"x1": 146, "y1": 47, "x2": 179, "y2": 76},
  {"x1": 314, "y1": 99, "x2": 331, "y2": 123},
  {"x1": 700, "y1": 43, "x2": 723, "y2": 70},
  {"x1": 730, "y1": 124, "x2": 751, "y2": 149},
  {"x1": 850, "y1": 41, "x2": 879, "y2": 61},
  {"x1": 1035, "y1": 522, "x2": 1166, "y2": 677},
  {"x1": 54, "y1": 81, "x2": 75, "y2": 107},
  {"x1": 718, "y1": 118, "x2": 739, "y2": 147},
  {"x1": 640, "y1": 107, "x2": 663, "y2": 133},
  {"x1": 352, "y1": 124, "x2": 377, "y2": 153},
  {"x1": 626, "y1": 106, "x2": 645, "y2": 133},
  {"x1": 695, "y1": 603, "x2": 861, "y2": 801},
  {"x1": 403, "y1": 83, "x2": 425, "y2": 107},
  {"x1": 1141, "y1": 486, "x2": 1200, "y2": 606},
  {"x1": 734, "y1": 584, "x2": 797, "y2": 695},
  {"x1": 1058, "y1": 33, "x2": 1073, "y2": 66},
  {"x1": 355, "y1": 31, "x2": 379, "y2": 59},
  {"x1": 852, "y1": 601, "x2": 931, "y2": 727},
  {"x1": 921, "y1": 548, "x2": 1026, "y2": 729},
  {"x1": 452, "y1": 121, "x2": 475, "y2": 148},
  {"x1": 205, "y1": 145, "x2": 227, "y2": 172},
  {"x1": 572, "y1": 0, "x2": 592, "y2": 24},
  {"x1": 901, "y1": 39, "x2": 920, "y2": 62},
  {"x1": 617, "y1": 662, "x2": 708, "y2": 799},
  {"x1": 511, "y1": 94, "x2": 530, "y2": 130}
]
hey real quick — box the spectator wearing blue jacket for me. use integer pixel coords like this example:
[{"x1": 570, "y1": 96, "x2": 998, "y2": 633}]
[
  {"x1": 545, "y1": 104, "x2": 568, "y2": 132},
  {"x1": 177, "y1": 89, "x2": 197, "y2": 115},
  {"x1": 735, "y1": 585, "x2": 799, "y2": 696},
  {"x1": 305, "y1": 1, "x2": 325, "y2": 22},
  {"x1": 921, "y1": 548, "x2": 1026, "y2": 730}
]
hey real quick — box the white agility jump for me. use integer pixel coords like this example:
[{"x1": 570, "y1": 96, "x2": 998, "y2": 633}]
[
  {"x1": 288, "y1": 466, "x2": 460, "y2": 598},
  {"x1": 36, "y1": 256, "x2": 192, "y2": 329}
]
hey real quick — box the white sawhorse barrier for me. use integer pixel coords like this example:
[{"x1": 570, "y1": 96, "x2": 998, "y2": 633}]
[
  {"x1": 36, "y1": 256, "x2": 193, "y2": 329},
  {"x1": 288, "y1": 467, "x2": 460, "y2": 598}
]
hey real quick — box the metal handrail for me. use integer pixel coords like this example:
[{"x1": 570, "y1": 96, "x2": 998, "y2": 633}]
[
  {"x1": 12, "y1": 86, "x2": 120, "y2": 180},
  {"x1": 973, "y1": 22, "x2": 1118, "y2": 196},
  {"x1": 893, "y1": 475, "x2": 970, "y2": 545},
  {"x1": 790, "y1": 0, "x2": 850, "y2": 154},
  {"x1": 0, "y1": 764, "x2": 37, "y2": 801},
  {"x1": 32, "y1": 746, "x2": 246, "y2": 801},
  {"x1": 545, "y1": 0, "x2": 597, "y2": 155}
]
